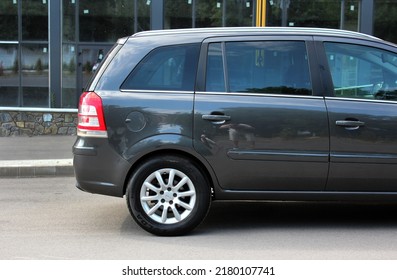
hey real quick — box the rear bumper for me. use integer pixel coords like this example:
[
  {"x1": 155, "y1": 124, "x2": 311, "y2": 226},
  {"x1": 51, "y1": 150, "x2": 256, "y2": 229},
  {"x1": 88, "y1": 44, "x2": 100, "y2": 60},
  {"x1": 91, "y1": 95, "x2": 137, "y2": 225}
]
[{"x1": 73, "y1": 137, "x2": 131, "y2": 197}]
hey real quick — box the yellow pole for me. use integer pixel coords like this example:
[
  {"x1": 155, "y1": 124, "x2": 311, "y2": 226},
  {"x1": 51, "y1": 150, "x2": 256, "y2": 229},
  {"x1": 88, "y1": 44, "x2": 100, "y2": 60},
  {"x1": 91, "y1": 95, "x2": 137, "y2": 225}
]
[
  {"x1": 256, "y1": 0, "x2": 261, "y2": 26},
  {"x1": 256, "y1": 0, "x2": 267, "y2": 27}
]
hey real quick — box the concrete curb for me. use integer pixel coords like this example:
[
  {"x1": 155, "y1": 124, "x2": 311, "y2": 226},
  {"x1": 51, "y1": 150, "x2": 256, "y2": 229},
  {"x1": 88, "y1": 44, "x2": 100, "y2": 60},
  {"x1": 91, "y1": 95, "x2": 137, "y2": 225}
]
[{"x1": 0, "y1": 159, "x2": 74, "y2": 178}]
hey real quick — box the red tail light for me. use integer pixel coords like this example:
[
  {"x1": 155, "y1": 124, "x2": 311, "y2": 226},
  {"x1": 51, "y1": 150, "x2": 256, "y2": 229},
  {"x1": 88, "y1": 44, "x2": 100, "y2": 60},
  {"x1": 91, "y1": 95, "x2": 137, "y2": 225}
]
[{"x1": 77, "y1": 92, "x2": 108, "y2": 138}]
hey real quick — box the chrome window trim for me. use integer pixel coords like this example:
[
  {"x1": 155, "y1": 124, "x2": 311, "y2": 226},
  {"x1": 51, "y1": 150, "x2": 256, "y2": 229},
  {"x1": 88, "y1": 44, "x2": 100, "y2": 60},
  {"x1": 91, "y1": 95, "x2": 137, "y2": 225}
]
[
  {"x1": 325, "y1": 96, "x2": 397, "y2": 104},
  {"x1": 196, "y1": 91, "x2": 323, "y2": 99},
  {"x1": 120, "y1": 89, "x2": 194, "y2": 95}
]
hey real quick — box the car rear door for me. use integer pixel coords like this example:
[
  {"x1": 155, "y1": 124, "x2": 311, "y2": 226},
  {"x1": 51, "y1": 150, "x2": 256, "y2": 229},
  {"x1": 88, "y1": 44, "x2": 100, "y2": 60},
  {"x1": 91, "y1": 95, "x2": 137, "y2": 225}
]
[
  {"x1": 316, "y1": 37, "x2": 397, "y2": 192},
  {"x1": 193, "y1": 36, "x2": 330, "y2": 192}
]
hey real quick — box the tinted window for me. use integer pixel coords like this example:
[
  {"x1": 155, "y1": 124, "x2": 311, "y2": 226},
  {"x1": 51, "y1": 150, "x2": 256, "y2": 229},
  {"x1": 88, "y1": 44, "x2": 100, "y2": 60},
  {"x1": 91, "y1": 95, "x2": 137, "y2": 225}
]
[
  {"x1": 122, "y1": 44, "x2": 200, "y2": 91},
  {"x1": 206, "y1": 41, "x2": 312, "y2": 95},
  {"x1": 324, "y1": 42, "x2": 397, "y2": 100}
]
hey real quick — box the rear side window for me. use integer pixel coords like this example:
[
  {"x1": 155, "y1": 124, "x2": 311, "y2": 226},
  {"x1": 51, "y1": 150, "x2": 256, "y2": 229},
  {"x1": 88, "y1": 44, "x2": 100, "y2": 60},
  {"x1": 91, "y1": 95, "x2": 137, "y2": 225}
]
[
  {"x1": 122, "y1": 44, "x2": 200, "y2": 91},
  {"x1": 206, "y1": 41, "x2": 312, "y2": 95}
]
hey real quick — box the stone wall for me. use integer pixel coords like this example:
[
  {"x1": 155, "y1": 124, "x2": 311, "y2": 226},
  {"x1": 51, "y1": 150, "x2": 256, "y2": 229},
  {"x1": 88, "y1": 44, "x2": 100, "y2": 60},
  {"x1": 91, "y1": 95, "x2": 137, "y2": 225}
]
[{"x1": 0, "y1": 110, "x2": 78, "y2": 137}]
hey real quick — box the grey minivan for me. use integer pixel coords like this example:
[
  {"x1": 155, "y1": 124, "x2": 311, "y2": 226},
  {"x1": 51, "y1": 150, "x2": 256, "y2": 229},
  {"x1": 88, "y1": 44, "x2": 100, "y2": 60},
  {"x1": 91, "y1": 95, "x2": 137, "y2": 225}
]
[{"x1": 73, "y1": 27, "x2": 397, "y2": 236}]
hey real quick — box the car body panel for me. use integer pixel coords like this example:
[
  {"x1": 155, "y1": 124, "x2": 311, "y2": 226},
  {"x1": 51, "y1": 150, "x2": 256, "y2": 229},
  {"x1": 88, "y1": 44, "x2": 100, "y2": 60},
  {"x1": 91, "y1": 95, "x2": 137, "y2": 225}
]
[
  {"x1": 326, "y1": 98, "x2": 397, "y2": 192},
  {"x1": 97, "y1": 90, "x2": 195, "y2": 160},
  {"x1": 73, "y1": 137, "x2": 130, "y2": 197},
  {"x1": 194, "y1": 93, "x2": 329, "y2": 191}
]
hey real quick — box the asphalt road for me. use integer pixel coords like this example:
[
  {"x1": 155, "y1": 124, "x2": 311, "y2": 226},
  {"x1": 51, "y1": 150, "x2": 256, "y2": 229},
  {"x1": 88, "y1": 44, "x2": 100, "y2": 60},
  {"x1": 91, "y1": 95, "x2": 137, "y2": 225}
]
[{"x1": 2, "y1": 177, "x2": 397, "y2": 260}]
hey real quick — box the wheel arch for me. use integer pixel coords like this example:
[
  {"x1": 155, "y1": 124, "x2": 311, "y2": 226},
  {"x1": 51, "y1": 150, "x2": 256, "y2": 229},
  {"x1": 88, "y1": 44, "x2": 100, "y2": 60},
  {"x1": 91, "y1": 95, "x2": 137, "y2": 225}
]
[{"x1": 122, "y1": 146, "x2": 217, "y2": 198}]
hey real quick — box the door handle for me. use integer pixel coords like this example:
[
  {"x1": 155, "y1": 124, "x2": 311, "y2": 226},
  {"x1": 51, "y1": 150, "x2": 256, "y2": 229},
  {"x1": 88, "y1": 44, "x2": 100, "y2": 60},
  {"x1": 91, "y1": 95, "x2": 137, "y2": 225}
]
[
  {"x1": 335, "y1": 120, "x2": 365, "y2": 130},
  {"x1": 202, "y1": 114, "x2": 231, "y2": 124}
]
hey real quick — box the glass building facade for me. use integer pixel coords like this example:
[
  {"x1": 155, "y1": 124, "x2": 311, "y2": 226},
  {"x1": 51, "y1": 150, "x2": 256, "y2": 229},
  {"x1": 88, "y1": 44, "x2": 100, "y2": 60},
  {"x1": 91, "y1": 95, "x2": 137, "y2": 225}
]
[{"x1": 0, "y1": 0, "x2": 395, "y2": 108}]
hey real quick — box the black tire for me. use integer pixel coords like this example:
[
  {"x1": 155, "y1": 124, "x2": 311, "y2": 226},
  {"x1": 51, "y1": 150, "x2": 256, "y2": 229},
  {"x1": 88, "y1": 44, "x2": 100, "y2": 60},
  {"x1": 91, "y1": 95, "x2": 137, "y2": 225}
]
[{"x1": 126, "y1": 155, "x2": 211, "y2": 236}]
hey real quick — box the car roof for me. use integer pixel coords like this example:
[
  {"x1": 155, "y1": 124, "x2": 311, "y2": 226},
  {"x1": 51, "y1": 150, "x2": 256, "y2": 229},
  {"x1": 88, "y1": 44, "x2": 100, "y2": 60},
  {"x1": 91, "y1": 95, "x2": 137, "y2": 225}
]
[{"x1": 131, "y1": 26, "x2": 382, "y2": 42}]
